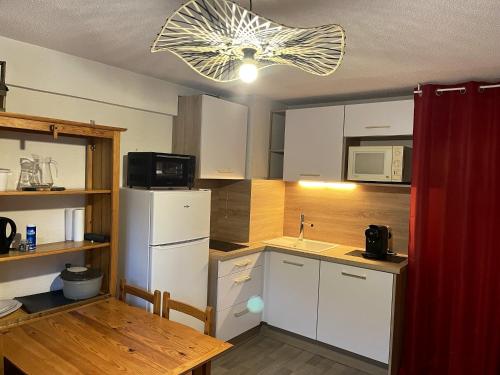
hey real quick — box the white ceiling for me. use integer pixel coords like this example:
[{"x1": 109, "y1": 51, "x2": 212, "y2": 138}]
[{"x1": 0, "y1": 0, "x2": 499, "y2": 104}]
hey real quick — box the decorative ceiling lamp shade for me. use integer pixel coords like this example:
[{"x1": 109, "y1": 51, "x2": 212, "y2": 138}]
[{"x1": 151, "y1": 0, "x2": 346, "y2": 82}]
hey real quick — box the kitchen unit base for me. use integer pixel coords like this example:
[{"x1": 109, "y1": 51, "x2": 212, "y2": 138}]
[{"x1": 209, "y1": 244, "x2": 407, "y2": 375}]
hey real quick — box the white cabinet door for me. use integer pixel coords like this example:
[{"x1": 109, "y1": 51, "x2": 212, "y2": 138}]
[
  {"x1": 200, "y1": 95, "x2": 248, "y2": 179},
  {"x1": 344, "y1": 100, "x2": 414, "y2": 137},
  {"x1": 317, "y1": 262, "x2": 394, "y2": 363},
  {"x1": 283, "y1": 106, "x2": 344, "y2": 182},
  {"x1": 265, "y1": 252, "x2": 320, "y2": 339}
]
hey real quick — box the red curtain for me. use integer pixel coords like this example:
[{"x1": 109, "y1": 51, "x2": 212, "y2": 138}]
[{"x1": 400, "y1": 82, "x2": 500, "y2": 375}]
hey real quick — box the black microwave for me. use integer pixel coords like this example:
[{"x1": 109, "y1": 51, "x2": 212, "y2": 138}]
[{"x1": 127, "y1": 152, "x2": 195, "y2": 189}]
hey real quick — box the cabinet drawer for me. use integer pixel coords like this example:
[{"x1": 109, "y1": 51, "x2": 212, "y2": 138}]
[
  {"x1": 218, "y1": 252, "x2": 263, "y2": 278},
  {"x1": 344, "y1": 100, "x2": 414, "y2": 137},
  {"x1": 217, "y1": 266, "x2": 263, "y2": 311},
  {"x1": 216, "y1": 299, "x2": 262, "y2": 341},
  {"x1": 317, "y1": 261, "x2": 394, "y2": 363}
]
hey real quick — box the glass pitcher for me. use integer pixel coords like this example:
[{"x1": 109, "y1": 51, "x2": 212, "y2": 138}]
[
  {"x1": 37, "y1": 157, "x2": 58, "y2": 188},
  {"x1": 17, "y1": 157, "x2": 35, "y2": 190}
]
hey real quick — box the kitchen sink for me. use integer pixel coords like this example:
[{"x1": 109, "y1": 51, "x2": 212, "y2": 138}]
[{"x1": 263, "y1": 236, "x2": 338, "y2": 253}]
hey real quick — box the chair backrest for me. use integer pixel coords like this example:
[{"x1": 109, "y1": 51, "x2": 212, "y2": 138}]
[
  {"x1": 162, "y1": 291, "x2": 213, "y2": 336},
  {"x1": 119, "y1": 278, "x2": 161, "y2": 316}
]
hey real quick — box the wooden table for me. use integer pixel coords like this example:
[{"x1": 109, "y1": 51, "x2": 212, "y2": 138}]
[{"x1": 0, "y1": 298, "x2": 232, "y2": 374}]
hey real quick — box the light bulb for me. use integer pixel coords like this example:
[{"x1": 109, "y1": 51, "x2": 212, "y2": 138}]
[
  {"x1": 239, "y1": 47, "x2": 258, "y2": 83},
  {"x1": 239, "y1": 62, "x2": 258, "y2": 83}
]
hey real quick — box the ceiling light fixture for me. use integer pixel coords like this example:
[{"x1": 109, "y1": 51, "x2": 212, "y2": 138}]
[{"x1": 151, "y1": 0, "x2": 346, "y2": 83}]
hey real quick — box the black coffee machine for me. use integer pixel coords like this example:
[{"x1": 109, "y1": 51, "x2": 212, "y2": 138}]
[
  {"x1": 0, "y1": 217, "x2": 16, "y2": 254},
  {"x1": 363, "y1": 225, "x2": 391, "y2": 260}
]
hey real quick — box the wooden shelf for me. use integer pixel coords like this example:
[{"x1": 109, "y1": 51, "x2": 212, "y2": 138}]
[
  {"x1": 0, "y1": 241, "x2": 110, "y2": 263},
  {"x1": 0, "y1": 293, "x2": 109, "y2": 330},
  {"x1": 0, "y1": 189, "x2": 111, "y2": 197},
  {"x1": 269, "y1": 149, "x2": 284, "y2": 154}
]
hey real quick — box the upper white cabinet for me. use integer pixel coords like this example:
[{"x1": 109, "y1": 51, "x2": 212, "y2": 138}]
[
  {"x1": 283, "y1": 106, "x2": 344, "y2": 182},
  {"x1": 173, "y1": 95, "x2": 248, "y2": 179},
  {"x1": 265, "y1": 252, "x2": 320, "y2": 339},
  {"x1": 200, "y1": 95, "x2": 248, "y2": 179},
  {"x1": 317, "y1": 261, "x2": 394, "y2": 363},
  {"x1": 344, "y1": 99, "x2": 414, "y2": 137}
]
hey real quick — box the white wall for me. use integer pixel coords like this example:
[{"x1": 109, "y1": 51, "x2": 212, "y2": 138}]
[
  {"x1": 0, "y1": 35, "x2": 193, "y2": 116},
  {"x1": 0, "y1": 36, "x2": 200, "y2": 299}
]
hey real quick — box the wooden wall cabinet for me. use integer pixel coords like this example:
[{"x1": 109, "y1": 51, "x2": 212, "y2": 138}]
[
  {"x1": 0, "y1": 112, "x2": 125, "y2": 329},
  {"x1": 344, "y1": 100, "x2": 414, "y2": 137},
  {"x1": 283, "y1": 106, "x2": 344, "y2": 182},
  {"x1": 265, "y1": 251, "x2": 320, "y2": 339},
  {"x1": 197, "y1": 179, "x2": 285, "y2": 243},
  {"x1": 173, "y1": 95, "x2": 248, "y2": 179}
]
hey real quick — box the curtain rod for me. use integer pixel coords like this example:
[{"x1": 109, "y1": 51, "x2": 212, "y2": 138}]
[{"x1": 414, "y1": 83, "x2": 500, "y2": 95}]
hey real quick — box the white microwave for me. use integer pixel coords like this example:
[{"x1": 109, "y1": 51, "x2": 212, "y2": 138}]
[{"x1": 347, "y1": 146, "x2": 412, "y2": 183}]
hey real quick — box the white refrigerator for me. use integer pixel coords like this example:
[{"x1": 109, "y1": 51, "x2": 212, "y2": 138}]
[{"x1": 119, "y1": 188, "x2": 211, "y2": 332}]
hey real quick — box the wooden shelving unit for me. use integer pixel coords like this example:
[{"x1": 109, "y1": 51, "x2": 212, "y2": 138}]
[{"x1": 0, "y1": 112, "x2": 125, "y2": 310}]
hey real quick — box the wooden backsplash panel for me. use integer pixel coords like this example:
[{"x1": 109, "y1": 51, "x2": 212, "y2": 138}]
[
  {"x1": 249, "y1": 180, "x2": 285, "y2": 242},
  {"x1": 196, "y1": 179, "x2": 251, "y2": 243},
  {"x1": 196, "y1": 179, "x2": 285, "y2": 243},
  {"x1": 284, "y1": 183, "x2": 410, "y2": 253}
]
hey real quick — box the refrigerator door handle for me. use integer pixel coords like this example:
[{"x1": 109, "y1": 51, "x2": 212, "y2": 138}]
[{"x1": 151, "y1": 237, "x2": 209, "y2": 248}]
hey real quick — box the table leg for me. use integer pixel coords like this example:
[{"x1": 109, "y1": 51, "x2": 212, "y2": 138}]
[
  {"x1": 192, "y1": 362, "x2": 211, "y2": 375},
  {"x1": 3, "y1": 357, "x2": 27, "y2": 375}
]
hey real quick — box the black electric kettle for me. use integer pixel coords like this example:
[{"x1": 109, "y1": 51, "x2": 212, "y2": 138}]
[{"x1": 0, "y1": 217, "x2": 16, "y2": 254}]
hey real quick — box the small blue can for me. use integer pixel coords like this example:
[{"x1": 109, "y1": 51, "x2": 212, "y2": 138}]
[{"x1": 26, "y1": 224, "x2": 36, "y2": 251}]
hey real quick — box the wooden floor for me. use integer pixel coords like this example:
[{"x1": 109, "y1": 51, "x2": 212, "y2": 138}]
[{"x1": 212, "y1": 333, "x2": 369, "y2": 375}]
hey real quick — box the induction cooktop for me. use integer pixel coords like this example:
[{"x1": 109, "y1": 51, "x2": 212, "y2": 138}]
[{"x1": 209, "y1": 239, "x2": 248, "y2": 252}]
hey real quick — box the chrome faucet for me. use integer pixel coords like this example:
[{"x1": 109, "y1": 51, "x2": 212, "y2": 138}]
[{"x1": 299, "y1": 212, "x2": 314, "y2": 241}]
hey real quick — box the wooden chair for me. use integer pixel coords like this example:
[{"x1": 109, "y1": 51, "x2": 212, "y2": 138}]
[
  {"x1": 162, "y1": 292, "x2": 213, "y2": 336},
  {"x1": 119, "y1": 278, "x2": 161, "y2": 316}
]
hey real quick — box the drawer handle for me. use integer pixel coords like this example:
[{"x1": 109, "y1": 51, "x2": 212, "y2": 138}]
[
  {"x1": 234, "y1": 308, "x2": 249, "y2": 318},
  {"x1": 341, "y1": 271, "x2": 366, "y2": 280},
  {"x1": 217, "y1": 169, "x2": 233, "y2": 173},
  {"x1": 364, "y1": 125, "x2": 391, "y2": 129},
  {"x1": 234, "y1": 260, "x2": 251, "y2": 267},
  {"x1": 283, "y1": 260, "x2": 304, "y2": 267},
  {"x1": 234, "y1": 275, "x2": 252, "y2": 284},
  {"x1": 299, "y1": 174, "x2": 320, "y2": 177}
]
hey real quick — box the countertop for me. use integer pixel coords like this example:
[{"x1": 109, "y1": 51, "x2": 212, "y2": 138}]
[{"x1": 210, "y1": 241, "x2": 407, "y2": 274}]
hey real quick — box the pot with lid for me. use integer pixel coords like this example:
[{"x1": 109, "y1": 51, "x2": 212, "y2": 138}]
[{"x1": 60, "y1": 264, "x2": 103, "y2": 300}]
